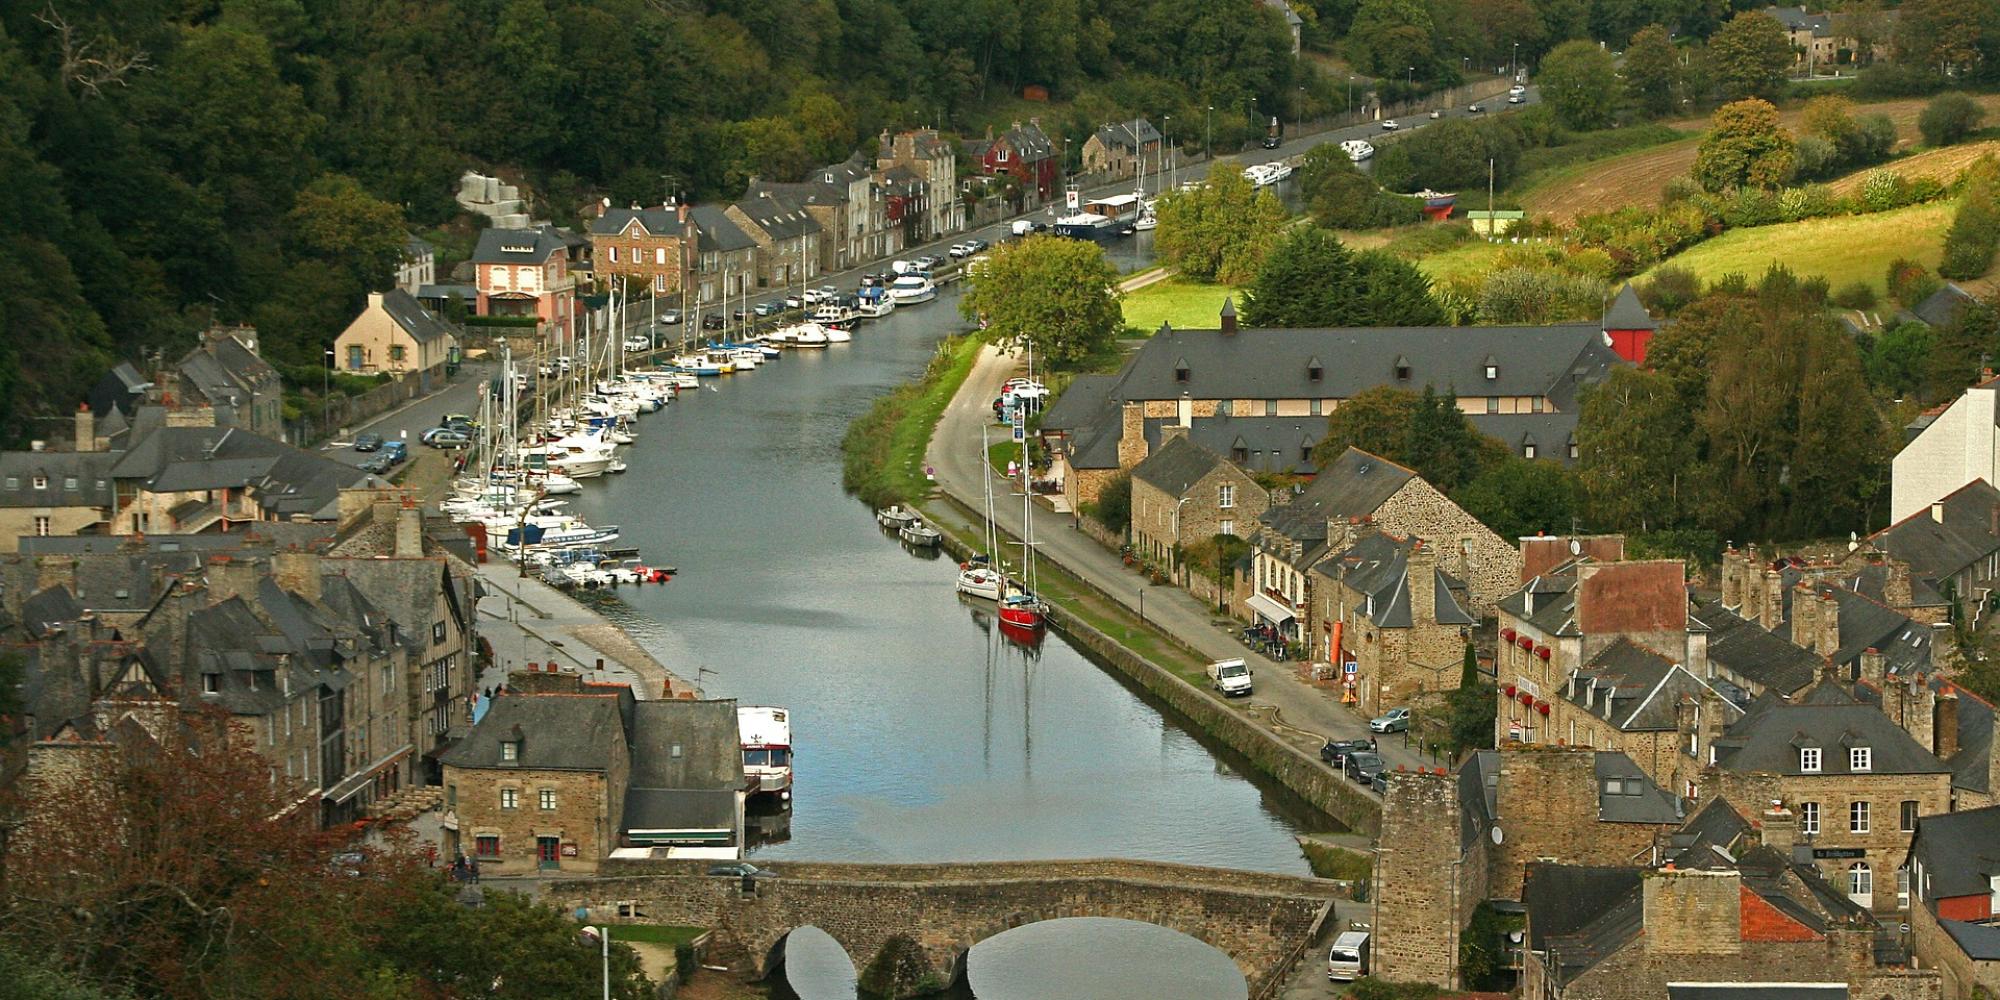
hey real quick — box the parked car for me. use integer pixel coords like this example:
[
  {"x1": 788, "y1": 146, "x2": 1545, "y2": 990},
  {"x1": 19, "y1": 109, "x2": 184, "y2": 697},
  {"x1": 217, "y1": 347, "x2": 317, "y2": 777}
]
[
  {"x1": 623, "y1": 336, "x2": 652, "y2": 352},
  {"x1": 1380, "y1": 119, "x2": 1400, "y2": 130},
  {"x1": 428, "y1": 429, "x2": 472, "y2": 449},
  {"x1": 817, "y1": 285, "x2": 838, "y2": 300},
  {"x1": 1429, "y1": 109, "x2": 1442, "y2": 119},
  {"x1": 380, "y1": 441, "x2": 408, "y2": 465},
  {"x1": 702, "y1": 314, "x2": 726, "y2": 330},
  {"x1": 949, "y1": 242, "x2": 976, "y2": 258},
  {"x1": 441, "y1": 413, "x2": 478, "y2": 429},
  {"x1": 1508, "y1": 94, "x2": 1526, "y2": 104},
  {"x1": 784, "y1": 294, "x2": 805, "y2": 309},
  {"x1": 1344, "y1": 751, "x2": 1386, "y2": 785},
  {"x1": 360, "y1": 455, "x2": 393, "y2": 474},
  {"x1": 419, "y1": 427, "x2": 448, "y2": 445},
  {"x1": 1509, "y1": 83, "x2": 1526, "y2": 95},
  {"x1": 754, "y1": 301, "x2": 780, "y2": 317},
  {"x1": 1370, "y1": 769, "x2": 1391, "y2": 795},
  {"x1": 707, "y1": 862, "x2": 777, "y2": 878},
  {"x1": 914, "y1": 254, "x2": 941, "y2": 269},
  {"x1": 861, "y1": 273, "x2": 887, "y2": 287},
  {"x1": 657, "y1": 309, "x2": 682, "y2": 326},
  {"x1": 352, "y1": 432, "x2": 383, "y2": 453},
  {"x1": 1468, "y1": 103, "x2": 1484, "y2": 113},
  {"x1": 1369, "y1": 707, "x2": 1411, "y2": 734},
  {"x1": 1319, "y1": 738, "x2": 1375, "y2": 767}
]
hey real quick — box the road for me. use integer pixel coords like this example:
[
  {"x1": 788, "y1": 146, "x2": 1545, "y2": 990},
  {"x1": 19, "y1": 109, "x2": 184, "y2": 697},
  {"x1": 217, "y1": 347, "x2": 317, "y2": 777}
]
[
  {"x1": 930, "y1": 344, "x2": 1437, "y2": 793},
  {"x1": 613, "y1": 83, "x2": 1541, "y2": 346},
  {"x1": 323, "y1": 362, "x2": 493, "y2": 472}
]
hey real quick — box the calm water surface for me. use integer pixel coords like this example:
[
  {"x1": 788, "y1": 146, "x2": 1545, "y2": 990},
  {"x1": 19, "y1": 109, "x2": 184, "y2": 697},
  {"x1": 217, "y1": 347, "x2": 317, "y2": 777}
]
[{"x1": 563, "y1": 269, "x2": 1326, "y2": 877}]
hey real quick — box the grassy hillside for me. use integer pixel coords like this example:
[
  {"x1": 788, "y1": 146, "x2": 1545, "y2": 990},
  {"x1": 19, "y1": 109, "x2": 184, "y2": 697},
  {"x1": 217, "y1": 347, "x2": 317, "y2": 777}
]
[
  {"x1": 1122, "y1": 278, "x2": 1240, "y2": 331},
  {"x1": 1638, "y1": 201, "x2": 1955, "y2": 294}
]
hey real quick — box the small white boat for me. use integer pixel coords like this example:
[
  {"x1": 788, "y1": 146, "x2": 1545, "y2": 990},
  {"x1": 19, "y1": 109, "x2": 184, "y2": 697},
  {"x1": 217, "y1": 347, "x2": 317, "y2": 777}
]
[
  {"x1": 606, "y1": 459, "x2": 628, "y2": 474},
  {"x1": 812, "y1": 304, "x2": 858, "y2": 325},
  {"x1": 956, "y1": 564, "x2": 1005, "y2": 600},
  {"x1": 887, "y1": 275, "x2": 936, "y2": 304},
  {"x1": 825, "y1": 324, "x2": 852, "y2": 343},
  {"x1": 1133, "y1": 213, "x2": 1157, "y2": 231},
  {"x1": 857, "y1": 295, "x2": 896, "y2": 319},
  {"x1": 1341, "y1": 139, "x2": 1374, "y2": 162},
  {"x1": 780, "y1": 322, "x2": 829, "y2": 347},
  {"x1": 899, "y1": 521, "x2": 941, "y2": 547},
  {"x1": 877, "y1": 505, "x2": 916, "y2": 529}
]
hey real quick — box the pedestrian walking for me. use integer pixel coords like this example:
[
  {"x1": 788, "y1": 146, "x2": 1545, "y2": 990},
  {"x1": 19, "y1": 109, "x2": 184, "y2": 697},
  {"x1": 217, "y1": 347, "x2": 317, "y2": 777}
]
[{"x1": 468, "y1": 856, "x2": 480, "y2": 883}]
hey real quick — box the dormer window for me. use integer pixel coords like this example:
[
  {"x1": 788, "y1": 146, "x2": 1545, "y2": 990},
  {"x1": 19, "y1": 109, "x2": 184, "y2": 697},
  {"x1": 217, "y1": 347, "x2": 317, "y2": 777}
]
[
  {"x1": 1800, "y1": 746, "x2": 1822, "y2": 773},
  {"x1": 1484, "y1": 355, "x2": 1499, "y2": 380},
  {"x1": 202, "y1": 673, "x2": 221, "y2": 694},
  {"x1": 1393, "y1": 356, "x2": 1411, "y2": 381},
  {"x1": 501, "y1": 740, "x2": 520, "y2": 762},
  {"x1": 1174, "y1": 357, "x2": 1190, "y2": 383},
  {"x1": 1522, "y1": 434, "x2": 1537, "y2": 460},
  {"x1": 31, "y1": 475, "x2": 46, "y2": 490},
  {"x1": 1851, "y1": 747, "x2": 1871, "y2": 772},
  {"x1": 1307, "y1": 356, "x2": 1323, "y2": 382}
]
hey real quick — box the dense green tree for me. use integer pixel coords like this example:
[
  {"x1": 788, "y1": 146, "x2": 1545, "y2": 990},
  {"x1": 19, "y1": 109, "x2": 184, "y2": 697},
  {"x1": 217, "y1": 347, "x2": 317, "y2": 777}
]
[
  {"x1": 1894, "y1": 0, "x2": 1988, "y2": 78},
  {"x1": 1920, "y1": 92, "x2": 1989, "y2": 147},
  {"x1": 1538, "y1": 39, "x2": 1619, "y2": 130},
  {"x1": 1576, "y1": 367, "x2": 1708, "y2": 531},
  {"x1": 1347, "y1": 250, "x2": 1446, "y2": 326},
  {"x1": 1312, "y1": 385, "x2": 1420, "y2": 468},
  {"x1": 1455, "y1": 458, "x2": 1581, "y2": 541},
  {"x1": 1154, "y1": 164, "x2": 1287, "y2": 283},
  {"x1": 1691, "y1": 98, "x2": 1795, "y2": 192},
  {"x1": 1622, "y1": 25, "x2": 1682, "y2": 119},
  {"x1": 1940, "y1": 158, "x2": 2000, "y2": 280},
  {"x1": 1346, "y1": 0, "x2": 1437, "y2": 79},
  {"x1": 958, "y1": 234, "x2": 1122, "y2": 368},
  {"x1": 1372, "y1": 116, "x2": 1525, "y2": 192},
  {"x1": 1297, "y1": 144, "x2": 1422, "y2": 229},
  {"x1": 1863, "y1": 322, "x2": 1937, "y2": 400},
  {"x1": 1242, "y1": 228, "x2": 1441, "y2": 327},
  {"x1": 1707, "y1": 11, "x2": 1793, "y2": 100},
  {"x1": 1309, "y1": 385, "x2": 1503, "y2": 492}
]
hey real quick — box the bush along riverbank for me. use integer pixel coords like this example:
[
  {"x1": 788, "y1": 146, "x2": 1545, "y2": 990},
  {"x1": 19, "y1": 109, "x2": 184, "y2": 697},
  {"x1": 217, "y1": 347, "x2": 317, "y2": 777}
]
[{"x1": 840, "y1": 332, "x2": 985, "y2": 509}]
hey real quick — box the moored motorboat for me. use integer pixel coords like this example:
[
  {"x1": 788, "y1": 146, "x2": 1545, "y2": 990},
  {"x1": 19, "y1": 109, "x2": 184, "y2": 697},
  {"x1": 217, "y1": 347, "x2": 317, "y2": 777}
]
[
  {"x1": 886, "y1": 275, "x2": 936, "y2": 304},
  {"x1": 899, "y1": 521, "x2": 941, "y2": 547},
  {"x1": 876, "y1": 505, "x2": 916, "y2": 529}
]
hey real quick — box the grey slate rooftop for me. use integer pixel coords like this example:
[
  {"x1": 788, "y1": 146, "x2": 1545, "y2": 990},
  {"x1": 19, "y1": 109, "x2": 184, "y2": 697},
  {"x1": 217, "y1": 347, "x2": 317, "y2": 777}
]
[
  {"x1": 472, "y1": 226, "x2": 568, "y2": 265},
  {"x1": 1130, "y1": 435, "x2": 1228, "y2": 494},
  {"x1": 1260, "y1": 447, "x2": 1415, "y2": 544},
  {"x1": 1691, "y1": 599, "x2": 1821, "y2": 696},
  {"x1": 1312, "y1": 530, "x2": 1475, "y2": 629},
  {"x1": 437, "y1": 693, "x2": 626, "y2": 771},
  {"x1": 1713, "y1": 680, "x2": 1950, "y2": 777}
]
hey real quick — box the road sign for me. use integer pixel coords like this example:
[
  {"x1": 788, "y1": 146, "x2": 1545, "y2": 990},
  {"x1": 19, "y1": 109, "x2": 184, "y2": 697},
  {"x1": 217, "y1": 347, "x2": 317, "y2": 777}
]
[{"x1": 1012, "y1": 425, "x2": 1025, "y2": 443}]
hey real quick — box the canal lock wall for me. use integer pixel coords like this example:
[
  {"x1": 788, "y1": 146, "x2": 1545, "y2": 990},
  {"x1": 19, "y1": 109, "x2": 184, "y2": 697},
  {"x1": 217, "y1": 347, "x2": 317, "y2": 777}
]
[{"x1": 926, "y1": 507, "x2": 1383, "y2": 839}]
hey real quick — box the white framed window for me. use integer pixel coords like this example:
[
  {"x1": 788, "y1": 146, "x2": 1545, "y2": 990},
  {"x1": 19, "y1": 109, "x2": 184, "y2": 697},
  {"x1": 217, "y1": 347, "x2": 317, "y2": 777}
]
[
  {"x1": 1800, "y1": 801, "x2": 1820, "y2": 835},
  {"x1": 33, "y1": 516, "x2": 50, "y2": 537},
  {"x1": 1219, "y1": 484, "x2": 1235, "y2": 509},
  {"x1": 539, "y1": 789, "x2": 556, "y2": 810},
  {"x1": 608, "y1": 247, "x2": 619, "y2": 263},
  {"x1": 1523, "y1": 443, "x2": 1536, "y2": 459},
  {"x1": 1850, "y1": 800, "x2": 1870, "y2": 834},
  {"x1": 31, "y1": 475, "x2": 46, "y2": 490},
  {"x1": 1850, "y1": 862, "x2": 1872, "y2": 898},
  {"x1": 1898, "y1": 867, "x2": 1911, "y2": 909},
  {"x1": 655, "y1": 247, "x2": 667, "y2": 265},
  {"x1": 501, "y1": 740, "x2": 519, "y2": 762},
  {"x1": 501, "y1": 788, "x2": 518, "y2": 810},
  {"x1": 1800, "y1": 747, "x2": 1821, "y2": 773},
  {"x1": 1220, "y1": 519, "x2": 1234, "y2": 537},
  {"x1": 1851, "y1": 747, "x2": 1871, "y2": 772},
  {"x1": 1901, "y1": 800, "x2": 1918, "y2": 832}
]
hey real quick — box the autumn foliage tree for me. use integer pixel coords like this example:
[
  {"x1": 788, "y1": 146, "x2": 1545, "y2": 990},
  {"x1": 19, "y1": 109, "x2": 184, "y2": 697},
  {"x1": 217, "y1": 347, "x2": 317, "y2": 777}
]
[
  {"x1": 1691, "y1": 99, "x2": 1795, "y2": 192},
  {"x1": 1154, "y1": 164, "x2": 1288, "y2": 284}
]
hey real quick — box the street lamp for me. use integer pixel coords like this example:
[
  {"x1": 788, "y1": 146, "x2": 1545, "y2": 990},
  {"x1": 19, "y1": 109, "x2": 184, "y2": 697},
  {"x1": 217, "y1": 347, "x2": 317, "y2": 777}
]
[
  {"x1": 1205, "y1": 104, "x2": 1213, "y2": 155},
  {"x1": 322, "y1": 347, "x2": 334, "y2": 440},
  {"x1": 1511, "y1": 42, "x2": 1520, "y2": 81},
  {"x1": 585, "y1": 926, "x2": 611, "y2": 1000},
  {"x1": 1172, "y1": 493, "x2": 1192, "y2": 585},
  {"x1": 1347, "y1": 75, "x2": 1354, "y2": 115}
]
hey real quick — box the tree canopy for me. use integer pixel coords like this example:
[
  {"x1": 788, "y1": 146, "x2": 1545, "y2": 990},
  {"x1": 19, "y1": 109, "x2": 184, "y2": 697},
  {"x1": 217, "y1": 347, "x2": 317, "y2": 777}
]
[
  {"x1": 1539, "y1": 39, "x2": 1619, "y2": 130},
  {"x1": 1691, "y1": 98, "x2": 1795, "y2": 192},
  {"x1": 958, "y1": 234, "x2": 1123, "y2": 368},
  {"x1": 1154, "y1": 163, "x2": 1288, "y2": 284},
  {"x1": 1706, "y1": 11, "x2": 1792, "y2": 100},
  {"x1": 1241, "y1": 227, "x2": 1443, "y2": 328}
]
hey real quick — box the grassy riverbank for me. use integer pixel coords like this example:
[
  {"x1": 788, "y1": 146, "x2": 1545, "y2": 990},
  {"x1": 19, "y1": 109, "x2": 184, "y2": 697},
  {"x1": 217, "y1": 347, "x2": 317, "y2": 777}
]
[{"x1": 841, "y1": 332, "x2": 986, "y2": 508}]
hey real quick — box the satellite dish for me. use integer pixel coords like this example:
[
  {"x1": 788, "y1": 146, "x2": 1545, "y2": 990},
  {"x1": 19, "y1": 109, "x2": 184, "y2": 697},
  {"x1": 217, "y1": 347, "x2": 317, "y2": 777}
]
[
  {"x1": 1569, "y1": 538, "x2": 1582, "y2": 556},
  {"x1": 1491, "y1": 825, "x2": 1505, "y2": 845}
]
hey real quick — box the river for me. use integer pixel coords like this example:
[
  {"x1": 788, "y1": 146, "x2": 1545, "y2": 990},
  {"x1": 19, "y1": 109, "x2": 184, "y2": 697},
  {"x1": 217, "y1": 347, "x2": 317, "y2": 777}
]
[{"x1": 561, "y1": 277, "x2": 1331, "y2": 876}]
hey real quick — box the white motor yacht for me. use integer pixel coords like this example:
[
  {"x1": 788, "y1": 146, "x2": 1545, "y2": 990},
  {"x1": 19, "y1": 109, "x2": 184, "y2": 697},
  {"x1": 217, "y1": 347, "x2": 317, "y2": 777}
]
[{"x1": 887, "y1": 275, "x2": 937, "y2": 304}]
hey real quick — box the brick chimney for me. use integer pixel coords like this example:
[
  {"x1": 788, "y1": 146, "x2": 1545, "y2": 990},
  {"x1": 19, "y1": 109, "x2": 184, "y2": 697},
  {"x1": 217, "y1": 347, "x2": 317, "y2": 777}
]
[
  {"x1": 1408, "y1": 542, "x2": 1437, "y2": 626},
  {"x1": 1760, "y1": 800, "x2": 1796, "y2": 856},
  {"x1": 1720, "y1": 546, "x2": 1746, "y2": 611},
  {"x1": 1220, "y1": 296, "x2": 1237, "y2": 335},
  {"x1": 1936, "y1": 688, "x2": 1960, "y2": 759},
  {"x1": 396, "y1": 497, "x2": 423, "y2": 558},
  {"x1": 1858, "y1": 647, "x2": 1887, "y2": 693},
  {"x1": 272, "y1": 550, "x2": 321, "y2": 603},
  {"x1": 1814, "y1": 592, "x2": 1840, "y2": 659},
  {"x1": 1116, "y1": 401, "x2": 1147, "y2": 470},
  {"x1": 203, "y1": 554, "x2": 261, "y2": 605},
  {"x1": 1903, "y1": 672, "x2": 1935, "y2": 753},
  {"x1": 75, "y1": 404, "x2": 95, "y2": 453}
]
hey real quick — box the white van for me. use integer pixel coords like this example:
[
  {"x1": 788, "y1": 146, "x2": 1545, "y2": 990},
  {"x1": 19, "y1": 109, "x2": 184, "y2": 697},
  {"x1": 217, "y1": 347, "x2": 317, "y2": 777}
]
[{"x1": 1328, "y1": 930, "x2": 1370, "y2": 981}]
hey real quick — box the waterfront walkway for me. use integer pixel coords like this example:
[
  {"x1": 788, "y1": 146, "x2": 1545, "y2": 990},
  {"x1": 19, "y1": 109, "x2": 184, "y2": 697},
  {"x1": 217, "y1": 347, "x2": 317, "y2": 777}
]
[
  {"x1": 472, "y1": 564, "x2": 685, "y2": 699},
  {"x1": 928, "y1": 344, "x2": 1435, "y2": 786}
]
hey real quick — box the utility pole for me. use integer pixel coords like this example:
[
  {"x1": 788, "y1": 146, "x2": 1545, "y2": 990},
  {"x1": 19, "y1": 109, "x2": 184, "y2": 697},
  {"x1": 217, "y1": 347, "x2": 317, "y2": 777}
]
[{"x1": 1205, "y1": 105, "x2": 1213, "y2": 155}]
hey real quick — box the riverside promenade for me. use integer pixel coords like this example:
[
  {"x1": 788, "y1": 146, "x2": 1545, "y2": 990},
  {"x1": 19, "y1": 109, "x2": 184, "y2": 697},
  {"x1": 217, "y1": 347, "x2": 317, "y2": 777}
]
[
  {"x1": 472, "y1": 563, "x2": 686, "y2": 700},
  {"x1": 926, "y1": 343, "x2": 1433, "y2": 787}
]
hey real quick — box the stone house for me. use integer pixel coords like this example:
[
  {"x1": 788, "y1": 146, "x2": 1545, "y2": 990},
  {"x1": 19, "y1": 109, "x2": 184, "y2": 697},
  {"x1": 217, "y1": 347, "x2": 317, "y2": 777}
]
[
  {"x1": 685, "y1": 204, "x2": 758, "y2": 312},
  {"x1": 1908, "y1": 805, "x2": 2000, "y2": 999},
  {"x1": 440, "y1": 687, "x2": 746, "y2": 873},
  {"x1": 1308, "y1": 528, "x2": 1476, "y2": 714},
  {"x1": 472, "y1": 225, "x2": 577, "y2": 346},
  {"x1": 973, "y1": 119, "x2": 1058, "y2": 209},
  {"x1": 1080, "y1": 118, "x2": 1162, "y2": 180},
  {"x1": 333, "y1": 289, "x2": 459, "y2": 383},
  {"x1": 1262, "y1": 0, "x2": 1302, "y2": 54},
  {"x1": 173, "y1": 326, "x2": 286, "y2": 441},
  {"x1": 1535, "y1": 637, "x2": 1744, "y2": 783},
  {"x1": 1250, "y1": 446, "x2": 1517, "y2": 658},
  {"x1": 876, "y1": 128, "x2": 964, "y2": 242},
  {"x1": 588, "y1": 206, "x2": 691, "y2": 298},
  {"x1": 1128, "y1": 434, "x2": 1267, "y2": 578},
  {"x1": 751, "y1": 157, "x2": 898, "y2": 271},
  {"x1": 395, "y1": 233, "x2": 435, "y2": 294},
  {"x1": 0, "y1": 443, "x2": 115, "y2": 553},
  {"x1": 724, "y1": 191, "x2": 822, "y2": 291},
  {"x1": 1856, "y1": 479, "x2": 2000, "y2": 625},
  {"x1": 1038, "y1": 301, "x2": 1624, "y2": 507}
]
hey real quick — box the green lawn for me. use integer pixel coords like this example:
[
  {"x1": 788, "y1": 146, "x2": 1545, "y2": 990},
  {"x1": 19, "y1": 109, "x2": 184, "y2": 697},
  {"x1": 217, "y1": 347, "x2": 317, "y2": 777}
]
[
  {"x1": 1415, "y1": 241, "x2": 1508, "y2": 286},
  {"x1": 1639, "y1": 201, "x2": 1956, "y2": 295},
  {"x1": 607, "y1": 925, "x2": 705, "y2": 947},
  {"x1": 1122, "y1": 278, "x2": 1240, "y2": 333}
]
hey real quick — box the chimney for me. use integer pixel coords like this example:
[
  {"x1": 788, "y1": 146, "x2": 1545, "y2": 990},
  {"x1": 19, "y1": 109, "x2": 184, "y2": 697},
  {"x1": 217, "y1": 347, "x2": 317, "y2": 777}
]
[
  {"x1": 1881, "y1": 557, "x2": 1914, "y2": 610},
  {"x1": 1936, "y1": 688, "x2": 1960, "y2": 758},
  {"x1": 1858, "y1": 647, "x2": 1887, "y2": 693},
  {"x1": 1933, "y1": 501, "x2": 1946, "y2": 524},
  {"x1": 1760, "y1": 801, "x2": 1796, "y2": 856},
  {"x1": 203, "y1": 555, "x2": 261, "y2": 605},
  {"x1": 367, "y1": 290, "x2": 384, "y2": 312},
  {"x1": 1220, "y1": 296, "x2": 1237, "y2": 335},
  {"x1": 396, "y1": 499, "x2": 423, "y2": 558},
  {"x1": 1761, "y1": 565, "x2": 1785, "y2": 631},
  {"x1": 1905, "y1": 672, "x2": 1936, "y2": 753},
  {"x1": 272, "y1": 550, "x2": 321, "y2": 603},
  {"x1": 1720, "y1": 546, "x2": 1744, "y2": 611},
  {"x1": 678, "y1": 202, "x2": 689, "y2": 225},
  {"x1": 1815, "y1": 592, "x2": 1840, "y2": 659},
  {"x1": 75, "y1": 404, "x2": 95, "y2": 453},
  {"x1": 1177, "y1": 393, "x2": 1192, "y2": 429},
  {"x1": 1409, "y1": 543, "x2": 1437, "y2": 626},
  {"x1": 371, "y1": 496, "x2": 400, "y2": 536},
  {"x1": 1116, "y1": 401, "x2": 1147, "y2": 470}
]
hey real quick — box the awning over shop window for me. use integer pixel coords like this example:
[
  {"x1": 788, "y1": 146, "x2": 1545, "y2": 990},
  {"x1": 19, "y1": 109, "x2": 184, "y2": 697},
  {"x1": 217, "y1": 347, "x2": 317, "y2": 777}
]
[{"x1": 1247, "y1": 593, "x2": 1297, "y2": 624}]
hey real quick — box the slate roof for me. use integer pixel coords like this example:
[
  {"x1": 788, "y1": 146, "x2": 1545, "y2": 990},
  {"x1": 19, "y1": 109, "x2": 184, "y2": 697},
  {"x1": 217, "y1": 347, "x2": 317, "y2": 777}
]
[
  {"x1": 1458, "y1": 749, "x2": 1498, "y2": 851},
  {"x1": 1595, "y1": 750, "x2": 1684, "y2": 823},
  {"x1": 999, "y1": 121, "x2": 1054, "y2": 161},
  {"x1": 184, "y1": 595, "x2": 335, "y2": 717},
  {"x1": 1762, "y1": 5, "x2": 1832, "y2": 35},
  {"x1": 625, "y1": 699, "x2": 744, "y2": 792},
  {"x1": 1143, "y1": 416, "x2": 1321, "y2": 476},
  {"x1": 380, "y1": 289, "x2": 455, "y2": 345},
  {"x1": 1805, "y1": 581, "x2": 1936, "y2": 676},
  {"x1": 1667, "y1": 986, "x2": 1847, "y2": 1000},
  {"x1": 1131, "y1": 435, "x2": 1229, "y2": 494},
  {"x1": 1499, "y1": 571, "x2": 1582, "y2": 637},
  {"x1": 17, "y1": 524, "x2": 334, "y2": 556},
  {"x1": 1313, "y1": 530, "x2": 1475, "y2": 628},
  {"x1": 687, "y1": 205, "x2": 756, "y2": 254},
  {"x1": 1713, "y1": 682, "x2": 1950, "y2": 777},
  {"x1": 323, "y1": 557, "x2": 463, "y2": 655},
  {"x1": 1843, "y1": 561, "x2": 1950, "y2": 614},
  {"x1": 90, "y1": 362, "x2": 153, "y2": 419},
  {"x1": 108, "y1": 427, "x2": 365, "y2": 520},
  {"x1": 471, "y1": 226, "x2": 567, "y2": 265},
  {"x1": 1691, "y1": 599, "x2": 1821, "y2": 696},
  {"x1": 589, "y1": 207, "x2": 686, "y2": 238},
  {"x1": 1940, "y1": 919, "x2": 2000, "y2": 962},
  {"x1": 731, "y1": 191, "x2": 821, "y2": 241},
  {"x1": 437, "y1": 693, "x2": 625, "y2": 771},
  {"x1": 1604, "y1": 283, "x2": 1658, "y2": 330},
  {"x1": 1911, "y1": 804, "x2": 2000, "y2": 900},
  {"x1": 1093, "y1": 118, "x2": 1162, "y2": 153},
  {"x1": 1904, "y1": 282, "x2": 1978, "y2": 329},
  {"x1": 178, "y1": 336, "x2": 277, "y2": 409},
  {"x1": 19, "y1": 586, "x2": 84, "y2": 639},
  {"x1": 1524, "y1": 863, "x2": 1644, "y2": 952},
  {"x1": 1262, "y1": 0, "x2": 1304, "y2": 27},
  {"x1": 1862, "y1": 479, "x2": 2000, "y2": 586},
  {"x1": 0, "y1": 451, "x2": 117, "y2": 510},
  {"x1": 1125, "y1": 320, "x2": 1623, "y2": 410},
  {"x1": 1662, "y1": 797, "x2": 1756, "y2": 867},
  {"x1": 624, "y1": 787, "x2": 739, "y2": 833},
  {"x1": 1939, "y1": 682, "x2": 1995, "y2": 795},
  {"x1": 1563, "y1": 639, "x2": 1741, "y2": 733},
  {"x1": 1261, "y1": 447, "x2": 1415, "y2": 544},
  {"x1": 1466, "y1": 412, "x2": 1581, "y2": 465}
]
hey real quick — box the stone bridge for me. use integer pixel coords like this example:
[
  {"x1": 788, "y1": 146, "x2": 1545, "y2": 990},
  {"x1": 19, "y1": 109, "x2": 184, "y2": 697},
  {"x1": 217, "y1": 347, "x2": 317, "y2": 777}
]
[{"x1": 546, "y1": 858, "x2": 1340, "y2": 996}]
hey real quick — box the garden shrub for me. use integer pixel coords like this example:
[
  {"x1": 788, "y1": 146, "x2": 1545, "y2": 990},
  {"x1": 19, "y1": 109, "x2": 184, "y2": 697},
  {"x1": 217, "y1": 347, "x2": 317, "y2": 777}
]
[{"x1": 1832, "y1": 281, "x2": 1877, "y2": 310}]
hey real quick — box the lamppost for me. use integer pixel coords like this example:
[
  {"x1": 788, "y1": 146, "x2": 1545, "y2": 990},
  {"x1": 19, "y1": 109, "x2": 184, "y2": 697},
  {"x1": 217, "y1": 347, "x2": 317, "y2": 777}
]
[
  {"x1": 585, "y1": 926, "x2": 611, "y2": 1000},
  {"x1": 322, "y1": 347, "x2": 333, "y2": 439},
  {"x1": 1162, "y1": 114, "x2": 1173, "y2": 186},
  {"x1": 1205, "y1": 104, "x2": 1213, "y2": 155},
  {"x1": 1347, "y1": 75, "x2": 1354, "y2": 115},
  {"x1": 1172, "y1": 494, "x2": 1191, "y2": 585},
  {"x1": 1511, "y1": 42, "x2": 1520, "y2": 81}
]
